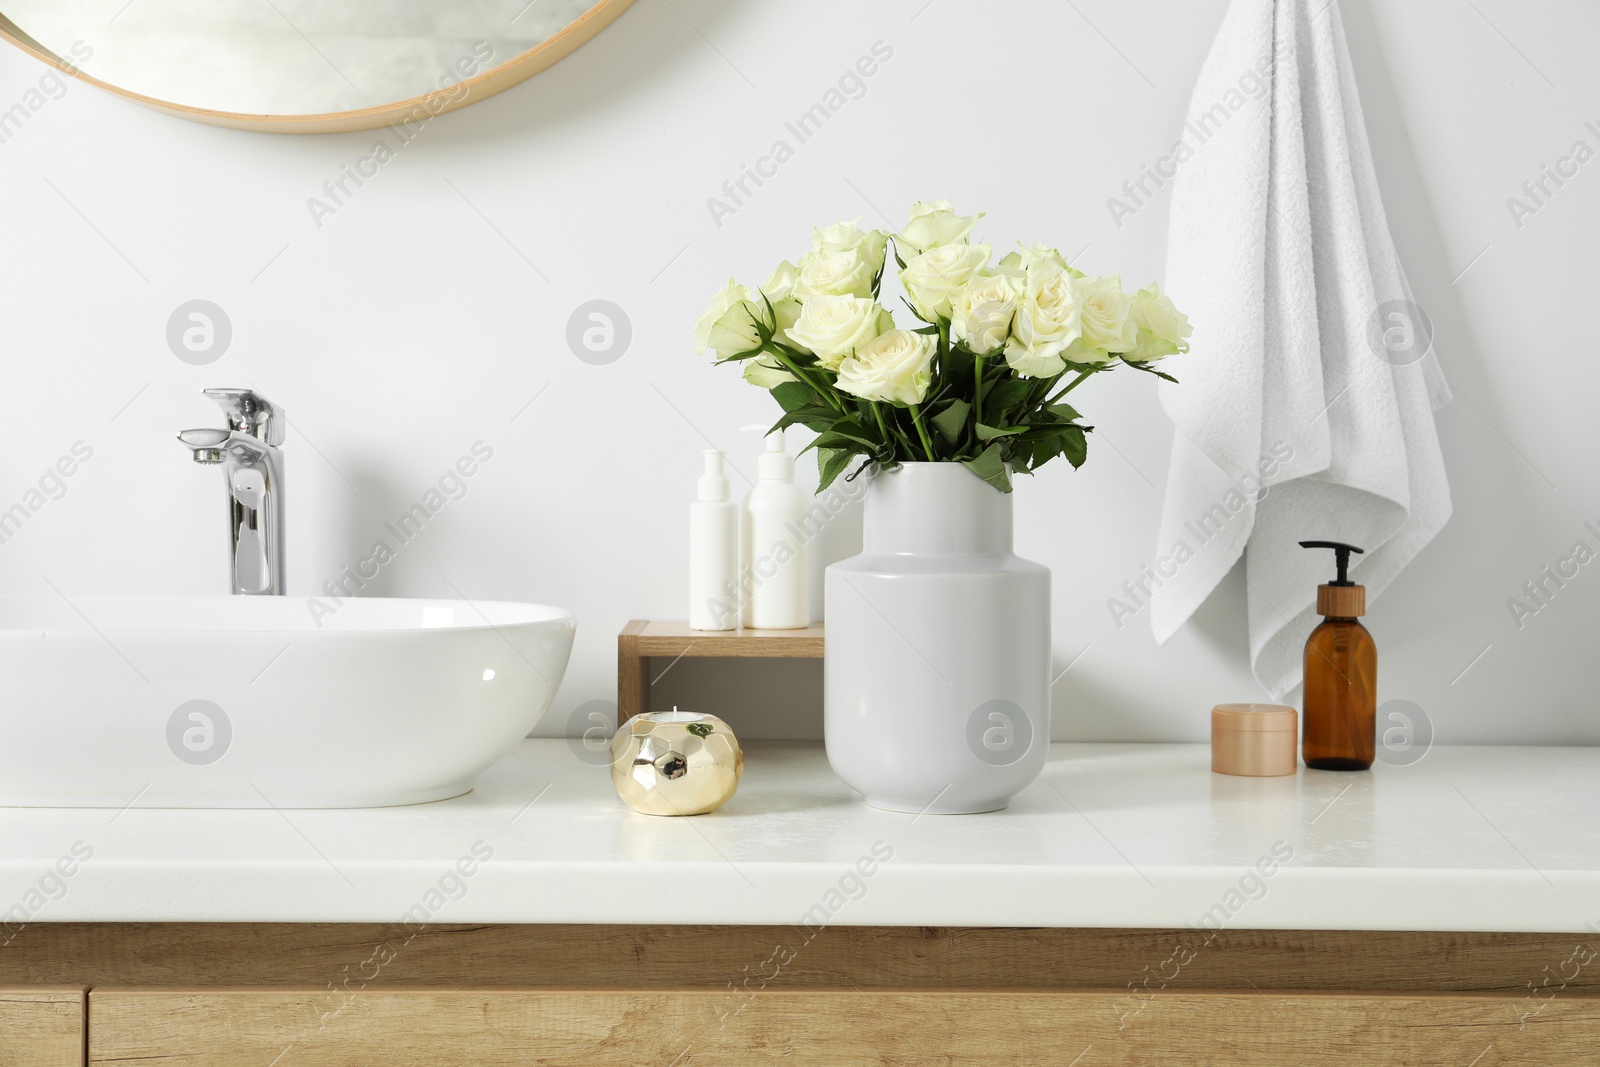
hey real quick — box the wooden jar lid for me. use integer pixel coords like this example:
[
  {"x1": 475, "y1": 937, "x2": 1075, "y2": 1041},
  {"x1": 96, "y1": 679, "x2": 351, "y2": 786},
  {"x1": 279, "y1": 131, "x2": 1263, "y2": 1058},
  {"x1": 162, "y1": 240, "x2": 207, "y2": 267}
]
[
  {"x1": 1212, "y1": 703, "x2": 1297, "y2": 732},
  {"x1": 1317, "y1": 584, "x2": 1365, "y2": 617}
]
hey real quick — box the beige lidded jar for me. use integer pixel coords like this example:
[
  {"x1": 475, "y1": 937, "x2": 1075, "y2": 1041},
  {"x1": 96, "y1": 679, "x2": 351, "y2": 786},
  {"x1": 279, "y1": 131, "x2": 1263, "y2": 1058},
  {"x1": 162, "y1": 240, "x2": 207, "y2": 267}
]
[{"x1": 1211, "y1": 703, "x2": 1298, "y2": 777}]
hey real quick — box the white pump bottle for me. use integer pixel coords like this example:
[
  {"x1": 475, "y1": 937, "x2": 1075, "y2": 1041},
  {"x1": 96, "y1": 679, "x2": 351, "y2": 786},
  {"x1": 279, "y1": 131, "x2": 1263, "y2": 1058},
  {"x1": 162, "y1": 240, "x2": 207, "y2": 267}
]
[{"x1": 741, "y1": 430, "x2": 810, "y2": 629}]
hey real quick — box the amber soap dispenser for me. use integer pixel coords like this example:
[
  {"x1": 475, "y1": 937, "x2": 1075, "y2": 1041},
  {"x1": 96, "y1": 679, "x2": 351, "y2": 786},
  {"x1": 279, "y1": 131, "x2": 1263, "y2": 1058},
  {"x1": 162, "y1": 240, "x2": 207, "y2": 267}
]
[{"x1": 1299, "y1": 541, "x2": 1377, "y2": 771}]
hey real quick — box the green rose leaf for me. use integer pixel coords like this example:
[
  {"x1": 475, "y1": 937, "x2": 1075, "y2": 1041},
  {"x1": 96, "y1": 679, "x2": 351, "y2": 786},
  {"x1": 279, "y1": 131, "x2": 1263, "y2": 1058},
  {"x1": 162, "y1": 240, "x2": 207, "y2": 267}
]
[
  {"x1": 1011, "y1": 424, "x2": 1089, "y2": 471},
  {"x1": 811, "y1": 432, "x2": 873, "y2": 454},
  {"x1": 806, "y1": 416, "x2": 878, "y2": 455},
  {"x1": 976, "y1": 423, "x2": 1023, "y2": 442},
  {"x1": 964, "y1": 443, "x2": 1012, "y2": 493},
  {"x1": 817, "y1": 447, "x2": 859, "y2": 491},
  {"x1": 771, "y1": 380, "x2": 818, "y2": 414},
  {"x1": 930, "y1": 399, "x2": 971, "y2": 446},
  {"x1": 772, "y1": 406, "x2": 836, "y2": 434},
  {"x1": 1058, "y1": 425, "x2": 1089, "y2": 468},
  {"x1": 982, "y1": 379, "x2": 1033, "y2": 421},
  {"x1": 1025, "y1": 436, "x2": 1058, "y2": 471},
  {"x1": 1123, "y1": 360, "x2": 1180, "y2": 384}
]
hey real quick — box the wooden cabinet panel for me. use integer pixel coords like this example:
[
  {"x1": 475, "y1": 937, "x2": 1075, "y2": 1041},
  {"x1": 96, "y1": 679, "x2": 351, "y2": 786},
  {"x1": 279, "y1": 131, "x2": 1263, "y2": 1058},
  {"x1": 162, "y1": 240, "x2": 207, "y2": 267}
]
[
  {"x1": 5, "y1": 925, "x2": 1591, "y2": 995},
  {"x1": 88, "y1": 988, "x2": 1598, "y2": 1066},
  {"x1": 0, "y1": 988, "x2": 84, "y2": 1067}
]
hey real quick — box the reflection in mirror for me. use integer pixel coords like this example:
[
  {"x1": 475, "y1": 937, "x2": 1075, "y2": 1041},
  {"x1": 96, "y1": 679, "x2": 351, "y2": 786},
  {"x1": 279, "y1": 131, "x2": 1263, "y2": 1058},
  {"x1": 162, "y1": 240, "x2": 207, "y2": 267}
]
[{"x1": 1, "y1": 0, "x2": 597, "y2": 116}]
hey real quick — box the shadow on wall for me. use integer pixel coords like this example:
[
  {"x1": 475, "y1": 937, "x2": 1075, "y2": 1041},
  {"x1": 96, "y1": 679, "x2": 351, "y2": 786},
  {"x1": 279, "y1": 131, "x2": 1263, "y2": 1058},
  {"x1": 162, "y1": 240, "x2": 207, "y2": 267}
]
[
  {"x1": 317, "y1": 455, "x2": 496, "y2": 606},
  {"x1": 216, "y1": 0, "x2": 754, "y2": 162},
  {"x1": 431, "y1": 0, "x2": 754, "y2": 146},
  {"x1": 333, "y1": 462, "x2": 412, "y2": 601},
  {"x1": 1181, "y1": 554, "x2": 1253, "y2": 686},
  {"x1": 1340, "y1": 0, "x2": 1507, "y2": 491},
  {"x1": 1339, "y1": 0, "x2": 1578, "y2": 739},
  {"x1": 653, "y1": 658, "x2": 823, "y2": 741},
  {"x1": 1056, "y1": 553, "x2": 1252, "y2": 743},
  {"x1": 808, "y1": 484, "x2": 864, "y2": 620}
]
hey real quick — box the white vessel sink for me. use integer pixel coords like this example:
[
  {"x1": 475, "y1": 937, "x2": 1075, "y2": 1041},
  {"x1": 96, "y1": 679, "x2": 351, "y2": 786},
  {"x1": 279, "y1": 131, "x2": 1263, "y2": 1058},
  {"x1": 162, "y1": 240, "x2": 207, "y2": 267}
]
[{"x1": 0, "y1": 595, "x2": 575, "y2": 808}]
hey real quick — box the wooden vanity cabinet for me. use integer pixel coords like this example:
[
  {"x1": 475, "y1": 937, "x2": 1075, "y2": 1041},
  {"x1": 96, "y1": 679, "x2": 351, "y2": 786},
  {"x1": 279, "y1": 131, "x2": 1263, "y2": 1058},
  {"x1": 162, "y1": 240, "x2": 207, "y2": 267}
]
[
  {"x1": 3, "y1": 925, "x2": 1597, "y2": 1065},
  {"x1": 0, "y1": 988, "x2": 84, "y2": 1067},
  {"x1": 82, "y1": 987, "x2": 1600, "y2": 1065}
]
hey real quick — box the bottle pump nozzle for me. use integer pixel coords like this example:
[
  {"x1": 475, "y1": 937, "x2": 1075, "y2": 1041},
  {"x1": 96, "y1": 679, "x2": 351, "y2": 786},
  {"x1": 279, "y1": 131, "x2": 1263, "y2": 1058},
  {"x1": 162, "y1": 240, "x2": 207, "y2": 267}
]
[
  {"x1": 760, "y1": 427, "x2": 793, "y2": 480},
  {"x1": 697, "y1": 450, "x2": 730, "y2": 501},
  {"x1": 1299, "y1": 540, "x2": 1364, "y2": 585}
]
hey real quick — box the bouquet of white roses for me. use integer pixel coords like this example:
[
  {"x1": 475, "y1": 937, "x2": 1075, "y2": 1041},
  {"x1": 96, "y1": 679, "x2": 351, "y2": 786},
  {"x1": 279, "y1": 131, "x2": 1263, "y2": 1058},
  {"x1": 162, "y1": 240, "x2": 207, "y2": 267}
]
[{"x1": 694, "y1": 199, "x2": 1191, "y2": 492}]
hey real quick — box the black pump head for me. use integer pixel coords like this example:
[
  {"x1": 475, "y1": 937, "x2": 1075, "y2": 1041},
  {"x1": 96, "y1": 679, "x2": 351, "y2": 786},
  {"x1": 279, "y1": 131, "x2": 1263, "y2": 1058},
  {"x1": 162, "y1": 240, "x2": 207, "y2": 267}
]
[{"x1": 1299, "y1": 540, "x2": 1364, "y2": 585}]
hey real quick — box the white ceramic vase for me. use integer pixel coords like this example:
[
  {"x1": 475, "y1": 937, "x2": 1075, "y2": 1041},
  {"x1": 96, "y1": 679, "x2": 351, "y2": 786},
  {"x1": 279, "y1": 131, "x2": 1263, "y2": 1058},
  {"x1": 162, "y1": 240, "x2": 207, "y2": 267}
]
[{"x1": 823, "y1": 462, "x2": 1050, "y2": 813}]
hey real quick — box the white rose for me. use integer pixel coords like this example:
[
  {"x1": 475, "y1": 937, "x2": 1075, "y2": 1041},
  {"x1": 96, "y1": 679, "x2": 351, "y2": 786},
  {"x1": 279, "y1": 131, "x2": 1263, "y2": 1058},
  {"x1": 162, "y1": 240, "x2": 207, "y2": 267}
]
[
  {"x1": 835, "y1": 329, "x2": 937, "y2": 406},
  {"x1": 951, "y1": 272, "x2": 1019, "y2": 354},
  {"x1": 812, "y1": 217, "x2": 876, "y2": 251},
  {"x1": 1126, "y1": 283, "x2": 1192, "y2": 362},
  {"x1": 787, "y1": 295, "x2": 894, "y2": 370},
  {"x1": 999, "y1": 245, "x2": 1083, "y2": 287},
  {"x1": 743, "y1": 353, "x2": 796, "y2": 389},
  {"x1": 695, "y1": 277, "x2": 752, "y2": 353},
  {"x1": 1017, "y1": 243, "x2": 1071, "y2": 272},
  {"x1": 1003, "y1": 262, "x2": 1081, "y2": 377},
  {"x1": 901, "y1": 242, "x2": 990, "y2": 321},
  {"x1": 897, "y1": 199, "x2": 983, "y2": 255},
  {"x1": 794, "y1": 247, "x2": 877, "y2": 299},
  {"x1": 1075, "y1": 274, "x2": 1137, "y2": 356},
  {"x1": 804, "y1": 221, "x2": 887, "y2": 276},
  {"x1": 770, "y1": 295, "x2": 808, "y2": 353},
  {"x1": 761, "y1": 260, "x2": 800, "y2": 302},
  {"x1": 810, "y1": 218, "x2": 868, "y2": 252},
  {"x1": 705, "y1": 300, "x2": 765, "y2": 360}
]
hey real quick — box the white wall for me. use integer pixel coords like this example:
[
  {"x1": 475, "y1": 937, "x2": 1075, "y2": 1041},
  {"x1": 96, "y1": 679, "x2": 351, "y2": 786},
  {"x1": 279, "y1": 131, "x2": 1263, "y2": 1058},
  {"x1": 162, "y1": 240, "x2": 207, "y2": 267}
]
[{"x1": 1, "y1": 0, "x2": 1595, "y2": 744}]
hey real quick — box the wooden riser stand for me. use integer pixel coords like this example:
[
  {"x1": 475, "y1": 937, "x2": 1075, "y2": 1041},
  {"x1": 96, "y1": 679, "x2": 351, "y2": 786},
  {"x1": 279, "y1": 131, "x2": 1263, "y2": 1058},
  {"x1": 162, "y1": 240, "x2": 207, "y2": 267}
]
[{"x1": 616, "y1": 619, "x2": 825, "y2": 725}]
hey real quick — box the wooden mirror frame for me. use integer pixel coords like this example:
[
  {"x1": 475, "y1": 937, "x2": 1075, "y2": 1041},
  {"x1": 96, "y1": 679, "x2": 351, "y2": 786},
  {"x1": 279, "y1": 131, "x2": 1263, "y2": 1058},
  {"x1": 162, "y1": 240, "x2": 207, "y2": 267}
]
[{"x1": 0, "y1": 0, "x2": 635, "y2": 134}]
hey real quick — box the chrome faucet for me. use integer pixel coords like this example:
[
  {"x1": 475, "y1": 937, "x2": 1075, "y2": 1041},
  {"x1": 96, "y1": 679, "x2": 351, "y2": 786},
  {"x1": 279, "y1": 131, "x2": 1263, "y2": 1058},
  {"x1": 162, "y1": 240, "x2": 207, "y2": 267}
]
[{"x1": 178, "y1": 388, "x2": 286, "y2": 595}]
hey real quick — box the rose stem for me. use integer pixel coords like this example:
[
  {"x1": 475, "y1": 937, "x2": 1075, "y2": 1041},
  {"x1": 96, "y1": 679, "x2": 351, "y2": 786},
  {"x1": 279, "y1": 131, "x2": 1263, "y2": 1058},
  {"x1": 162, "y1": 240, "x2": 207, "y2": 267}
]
[
  {"x1": 909, "y1": 404, "x2": 937, "y2": 461},
  {"x1": 1043, "y1": 369, "x2": 1096, "y2": 409}
]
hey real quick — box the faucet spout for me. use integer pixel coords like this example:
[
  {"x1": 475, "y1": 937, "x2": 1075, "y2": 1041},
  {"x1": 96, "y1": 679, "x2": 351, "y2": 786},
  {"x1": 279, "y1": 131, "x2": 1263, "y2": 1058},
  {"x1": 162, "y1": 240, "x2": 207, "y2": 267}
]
[
  {"x1": 178, "y1": 427, "x2": 228, "y2": 465},
  {"x1": 180, "y1": 392, "x2": 287, "y2": 595}
]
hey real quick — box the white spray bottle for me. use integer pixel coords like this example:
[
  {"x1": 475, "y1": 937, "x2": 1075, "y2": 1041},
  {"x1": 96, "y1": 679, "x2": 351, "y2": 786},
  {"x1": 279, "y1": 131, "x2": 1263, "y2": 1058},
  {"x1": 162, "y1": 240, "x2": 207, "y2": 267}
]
[{"x1": 688, "y1": 450, "x2": 738, "y2": 631}]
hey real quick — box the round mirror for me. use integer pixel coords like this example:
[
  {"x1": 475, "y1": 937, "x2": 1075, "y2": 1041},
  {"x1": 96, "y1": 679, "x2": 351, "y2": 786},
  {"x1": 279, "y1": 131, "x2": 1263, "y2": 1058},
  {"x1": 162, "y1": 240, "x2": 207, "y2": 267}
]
[{"x1": 0, "y1": 0, "x2": 634, "y2": 132}]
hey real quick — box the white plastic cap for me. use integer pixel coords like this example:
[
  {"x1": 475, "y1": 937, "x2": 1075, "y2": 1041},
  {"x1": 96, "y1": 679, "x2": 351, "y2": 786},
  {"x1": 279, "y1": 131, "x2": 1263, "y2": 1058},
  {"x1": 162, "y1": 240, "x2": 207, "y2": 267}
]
[
  {"x1": 697, "y1": 450, "x2": 730, "y2": 501},
  {"x1": 757, "y1": 429, "x2": 794, "y2": 481}
]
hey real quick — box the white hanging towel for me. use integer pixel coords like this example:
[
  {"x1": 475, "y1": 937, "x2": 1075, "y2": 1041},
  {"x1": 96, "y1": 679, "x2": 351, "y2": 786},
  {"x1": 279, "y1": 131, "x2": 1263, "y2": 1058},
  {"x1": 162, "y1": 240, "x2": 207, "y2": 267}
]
[{"x1": 1149, "y1": 0, "x2": 1452, "y2": 698}]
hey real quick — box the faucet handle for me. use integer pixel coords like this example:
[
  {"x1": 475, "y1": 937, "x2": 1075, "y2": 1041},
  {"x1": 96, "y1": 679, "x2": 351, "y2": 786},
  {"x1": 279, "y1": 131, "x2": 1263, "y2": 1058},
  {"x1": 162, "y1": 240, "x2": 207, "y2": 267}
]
[{"x1": 204, "y1": 388, "x2": 285, "y2": 447}]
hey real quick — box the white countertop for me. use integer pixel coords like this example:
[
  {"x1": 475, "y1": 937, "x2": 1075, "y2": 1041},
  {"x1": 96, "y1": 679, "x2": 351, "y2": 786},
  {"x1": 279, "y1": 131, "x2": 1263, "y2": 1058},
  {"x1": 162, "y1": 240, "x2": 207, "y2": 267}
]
[{"x1": 3, "y1": 741, "x2": 1596, "y2": 932}]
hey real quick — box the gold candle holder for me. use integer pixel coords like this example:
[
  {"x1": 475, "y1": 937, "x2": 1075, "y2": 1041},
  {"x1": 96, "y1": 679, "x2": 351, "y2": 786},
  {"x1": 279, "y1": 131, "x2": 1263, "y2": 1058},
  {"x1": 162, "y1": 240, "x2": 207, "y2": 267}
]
[{"x1": 609, "y1": 708, "x2": 743, "y2": 816}]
